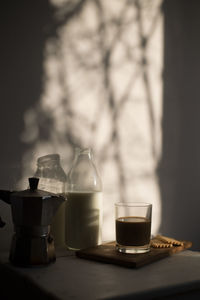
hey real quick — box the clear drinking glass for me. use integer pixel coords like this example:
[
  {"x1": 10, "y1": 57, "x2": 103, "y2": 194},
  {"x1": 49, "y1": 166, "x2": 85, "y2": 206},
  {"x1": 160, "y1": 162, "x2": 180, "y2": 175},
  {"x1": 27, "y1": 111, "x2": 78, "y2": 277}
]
[{"x1": 115, "y1": 202, "x2": 152, "y2": 254}]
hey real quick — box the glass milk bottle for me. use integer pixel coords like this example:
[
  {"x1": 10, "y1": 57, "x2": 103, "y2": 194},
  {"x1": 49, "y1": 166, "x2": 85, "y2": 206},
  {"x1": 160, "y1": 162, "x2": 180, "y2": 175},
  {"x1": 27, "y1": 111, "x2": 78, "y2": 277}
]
[
  {"x1": 66, "y1": 148, "x2": 103, "y2": 250},
  {"x1": 34, "y1": 154, "x2": 67, "y2": 248}
]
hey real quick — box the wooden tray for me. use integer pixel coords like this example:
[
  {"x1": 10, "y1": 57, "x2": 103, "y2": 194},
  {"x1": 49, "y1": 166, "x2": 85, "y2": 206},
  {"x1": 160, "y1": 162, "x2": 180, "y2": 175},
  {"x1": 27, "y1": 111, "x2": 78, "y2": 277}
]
[{"x1": 76, "y1": 240, "x2": 192, "y2": 268}]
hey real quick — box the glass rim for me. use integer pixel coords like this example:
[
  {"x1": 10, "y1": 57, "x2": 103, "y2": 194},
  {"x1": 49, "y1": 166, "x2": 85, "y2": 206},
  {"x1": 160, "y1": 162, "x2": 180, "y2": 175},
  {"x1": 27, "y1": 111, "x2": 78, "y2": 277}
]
[
  {"x1": 74, "y1": 147, "x2": 92, "y2": 155},
  {"x1": 115, "y1": 202, "x2": 152, "y2": 208},
  {"x1": 37, "y1": 154, "x2": 60, "y2": 164}
]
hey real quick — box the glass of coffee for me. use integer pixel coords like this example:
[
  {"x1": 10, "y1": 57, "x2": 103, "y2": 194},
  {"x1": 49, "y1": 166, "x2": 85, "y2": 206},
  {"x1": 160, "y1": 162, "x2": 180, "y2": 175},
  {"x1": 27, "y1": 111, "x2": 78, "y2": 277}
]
[{"x1": 115, "y1": 202, "x2": 152, "y2": 254}]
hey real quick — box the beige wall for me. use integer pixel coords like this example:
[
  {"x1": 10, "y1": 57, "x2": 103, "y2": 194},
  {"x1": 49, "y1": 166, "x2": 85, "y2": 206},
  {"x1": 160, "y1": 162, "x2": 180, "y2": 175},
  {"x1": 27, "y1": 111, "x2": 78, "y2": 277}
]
[{"x1": 1, "y1": 0, "x2": 200, "y2": 251}]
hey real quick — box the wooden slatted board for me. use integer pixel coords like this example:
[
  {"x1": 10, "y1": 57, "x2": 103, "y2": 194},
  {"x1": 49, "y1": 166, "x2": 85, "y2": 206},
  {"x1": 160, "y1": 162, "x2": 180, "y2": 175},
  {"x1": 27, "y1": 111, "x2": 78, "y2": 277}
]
[{"x1": 76, "y1": 240, "x2": 192, "y2": 268}]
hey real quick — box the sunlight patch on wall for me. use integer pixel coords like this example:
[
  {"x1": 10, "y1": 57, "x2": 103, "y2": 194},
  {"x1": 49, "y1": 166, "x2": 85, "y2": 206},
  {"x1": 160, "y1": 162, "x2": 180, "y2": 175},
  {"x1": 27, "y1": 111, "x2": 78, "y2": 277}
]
[{"x1": 21, "y1": 0, "x2": 163, "y2": 241}]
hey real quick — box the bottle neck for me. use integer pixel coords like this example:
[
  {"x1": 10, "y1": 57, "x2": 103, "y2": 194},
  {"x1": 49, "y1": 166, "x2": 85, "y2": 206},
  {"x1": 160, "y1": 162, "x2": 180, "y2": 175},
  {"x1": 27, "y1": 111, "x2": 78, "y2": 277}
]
[
  {"x1": 37, "y1": 154, "x2": 61, "y2": 168},
  {"x1": 74, "y1": 148, "x2": 92, "y2": 161},
  {"x1": 67, "y1": 148, "x2": 102, "y2": 192}
]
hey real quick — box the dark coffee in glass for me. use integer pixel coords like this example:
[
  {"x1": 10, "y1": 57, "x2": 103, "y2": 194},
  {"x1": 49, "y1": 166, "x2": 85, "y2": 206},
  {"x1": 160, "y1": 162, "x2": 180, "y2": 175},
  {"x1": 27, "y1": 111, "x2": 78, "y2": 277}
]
[{"x1": 115, "y1": 203, "x2": 152, "y2": 254}]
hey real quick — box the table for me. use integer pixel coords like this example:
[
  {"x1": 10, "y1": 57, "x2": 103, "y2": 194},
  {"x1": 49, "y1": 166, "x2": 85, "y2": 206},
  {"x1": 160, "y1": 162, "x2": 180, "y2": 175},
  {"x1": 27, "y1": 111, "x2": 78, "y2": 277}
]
[{"x1": 1, "y1": 248, "x2": 200, "y2": 299}]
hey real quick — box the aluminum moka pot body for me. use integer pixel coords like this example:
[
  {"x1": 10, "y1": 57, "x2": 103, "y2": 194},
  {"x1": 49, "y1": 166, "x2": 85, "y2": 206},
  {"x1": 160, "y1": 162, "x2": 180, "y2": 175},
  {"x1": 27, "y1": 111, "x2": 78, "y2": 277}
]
[{"x1": 0, "y1": 177, "x2": 65, "y2": 267}]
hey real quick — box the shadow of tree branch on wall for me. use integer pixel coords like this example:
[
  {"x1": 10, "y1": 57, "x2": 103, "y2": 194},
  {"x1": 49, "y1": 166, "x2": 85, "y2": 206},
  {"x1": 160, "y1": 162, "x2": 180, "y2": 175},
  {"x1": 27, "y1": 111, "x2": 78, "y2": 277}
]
[{"x1": 21, "y1": 0, "x2": 163, "y2": 240}]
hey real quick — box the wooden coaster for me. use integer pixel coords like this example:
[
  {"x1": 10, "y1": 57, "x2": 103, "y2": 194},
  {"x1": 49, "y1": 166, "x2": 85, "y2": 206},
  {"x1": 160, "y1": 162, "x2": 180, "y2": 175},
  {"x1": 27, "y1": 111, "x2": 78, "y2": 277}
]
[{"x1": 76, "y1": 239, "x2": 192, "y2": 268}]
